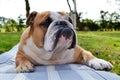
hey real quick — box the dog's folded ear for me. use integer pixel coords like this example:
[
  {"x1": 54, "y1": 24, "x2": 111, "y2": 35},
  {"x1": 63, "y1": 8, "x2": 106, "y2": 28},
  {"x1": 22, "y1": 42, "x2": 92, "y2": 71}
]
[{"x1": 26, "y1": 11, "x2": 37, "y2": 26}]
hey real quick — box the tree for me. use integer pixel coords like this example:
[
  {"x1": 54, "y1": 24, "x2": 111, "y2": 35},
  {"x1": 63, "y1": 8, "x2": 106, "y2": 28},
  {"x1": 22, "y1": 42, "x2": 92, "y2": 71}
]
[
  {"x1": 108, "y1": 12, "x2": 120, "y2": 30},
  {"x1": 67, "y1": 0, "x2": 72, "y2": 12},
  {"x1": 0, "y1": 17, "x2": 6, "y2": 27},
  {"x1": 25, "y1": 0, "x2": 30, "y2": 18},
  {"x1": 17, "y1": 16, "x2": 26, "y2": 32},
  {"x1": 3, "y1": 19, "x2": 18, "y2": 32},
  {"x1": 100, "y1": 10, "x2": 108, "y2": 30},
  {"x1": 80, "y1": 19, "x2": 99, "y2": 31},
  {"x1": 66, "y1": 0, "x2": 81, "y2": 30}
]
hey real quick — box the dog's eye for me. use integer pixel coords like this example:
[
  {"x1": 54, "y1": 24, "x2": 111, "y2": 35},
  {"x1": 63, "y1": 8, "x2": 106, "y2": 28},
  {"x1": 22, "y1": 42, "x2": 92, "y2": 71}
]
[{"x1": 40, "y1": 17, "x2": 52, "y2": 28}]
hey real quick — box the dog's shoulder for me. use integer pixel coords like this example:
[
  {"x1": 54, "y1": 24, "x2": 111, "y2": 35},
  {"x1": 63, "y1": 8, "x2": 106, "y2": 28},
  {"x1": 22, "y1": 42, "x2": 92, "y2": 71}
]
[{"x1": 20, "y1": 27, "x2": 31, "y2": 44}]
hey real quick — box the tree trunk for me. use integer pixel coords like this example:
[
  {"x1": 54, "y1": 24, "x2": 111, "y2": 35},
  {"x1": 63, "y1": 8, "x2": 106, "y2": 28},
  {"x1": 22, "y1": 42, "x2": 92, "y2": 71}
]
[
  {"x1": 67, "y1": 0, "x2": 72, "y2": 12},
  {"x1": 72, "y1": 0, "x2": 77, "y2": 29},
  {"x1": 25, "y1": 0, "x2": 30, "y2": 18},
  {"x1": 66, "y1": 0, "x2": 81, "y2": 30}
]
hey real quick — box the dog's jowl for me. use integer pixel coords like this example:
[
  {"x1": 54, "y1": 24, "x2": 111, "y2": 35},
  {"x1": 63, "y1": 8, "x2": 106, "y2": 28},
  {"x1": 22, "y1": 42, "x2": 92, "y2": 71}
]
[{"x1": 15, "y1": 11, "x2": 113, "y2": 73}]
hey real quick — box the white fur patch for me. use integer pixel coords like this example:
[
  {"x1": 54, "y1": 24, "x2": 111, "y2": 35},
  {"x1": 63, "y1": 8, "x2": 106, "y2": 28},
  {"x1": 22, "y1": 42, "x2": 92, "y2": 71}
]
[
  {"x1": 88, "y1": 58, "x2": 113, "y2": 70},
  {"x1": 44, "y1": 28, "x2": 58, "y2": 51},
  {"x1": 50, "y1": 12, "x2": 61, "y2": 20},
  {"x1": 23, "y1": 37, "x2": 53, "y2": 61},
  {"x1": 23, "y1": 37, "x2": 75, "y2": 65},
  {"x1": 53, "y1": 49, "x2": 74, "y2": 64}
]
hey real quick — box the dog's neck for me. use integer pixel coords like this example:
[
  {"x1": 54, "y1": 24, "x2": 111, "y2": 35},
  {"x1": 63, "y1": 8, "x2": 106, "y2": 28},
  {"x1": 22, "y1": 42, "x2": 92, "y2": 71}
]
[{"x1": 24, "y1": 36, "x2": 52, "y2": 60}]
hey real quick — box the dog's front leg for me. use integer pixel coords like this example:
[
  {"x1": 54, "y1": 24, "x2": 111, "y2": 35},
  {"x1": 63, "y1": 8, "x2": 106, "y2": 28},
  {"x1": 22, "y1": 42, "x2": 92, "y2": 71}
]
[
  {"x1": 74, "y1": 45, "x2": 113, "y2": 71},
  {"x1": 15, "y1": 51, "x2": 34, "y2": 73}
]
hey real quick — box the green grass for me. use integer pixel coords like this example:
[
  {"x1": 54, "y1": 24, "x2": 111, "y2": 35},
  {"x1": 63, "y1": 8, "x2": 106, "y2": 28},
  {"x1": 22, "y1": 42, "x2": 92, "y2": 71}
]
[
  {"x1": 0, "y1": 28, "x2": 5, "y2": 32},
  {"x1": 0, "y1": 31, "x2": 120, "y2": 75},
  {"x1": 77, "y1": 31, "x2": 120, "y2": 75},
  {"x1": 0, "y1": 32, "x2": 21, "y2": 53}
]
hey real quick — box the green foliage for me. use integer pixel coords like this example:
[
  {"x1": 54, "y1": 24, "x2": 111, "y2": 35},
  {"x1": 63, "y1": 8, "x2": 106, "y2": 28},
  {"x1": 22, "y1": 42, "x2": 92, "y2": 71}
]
[
  {"x1": 1, "y1": 10, "x2": 120, "y2": 32},
  {"x1": 99, "y1": 11, "x2": 120, "y2": 31},
  {"x1": 1, "y1": 16, "x2": 26, "y2": 32},
  {"x1": 76, "y1": 11, "x2": 120, "y2": 31},
  {"x1": 79, "y1": 19, "x2": 99, "y2": 31},
  {"x1": 3, "y1": 19, "x2": 18, "y2": 32},
  {"x1": 17, "y1": 15, "x2": 26, "y2": 32}
]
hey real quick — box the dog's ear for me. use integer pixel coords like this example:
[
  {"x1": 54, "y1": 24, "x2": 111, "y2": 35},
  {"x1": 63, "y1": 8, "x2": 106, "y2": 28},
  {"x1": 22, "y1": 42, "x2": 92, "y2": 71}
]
[{"x1": 26, "y1": 11, "x2": 37, "y2": 26}]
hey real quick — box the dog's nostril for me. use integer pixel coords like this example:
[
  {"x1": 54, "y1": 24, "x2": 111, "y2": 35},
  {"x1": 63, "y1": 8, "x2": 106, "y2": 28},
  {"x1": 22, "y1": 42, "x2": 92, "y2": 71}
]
[{"x1": 55, "y1": 21, "x2": 67, "y2": 26}]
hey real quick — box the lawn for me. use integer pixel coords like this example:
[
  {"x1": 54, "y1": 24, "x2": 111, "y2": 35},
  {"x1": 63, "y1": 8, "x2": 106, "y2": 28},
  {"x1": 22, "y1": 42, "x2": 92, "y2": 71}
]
[
  {"x1": 0, "y1": 32, "x2": 21, "y2": 53},
  {"x1": 77, "y1": 31, "x2": 120, "y2": 75},
  {"x1": 0, "y1": 31, "x2": 120, "y2": 75}
]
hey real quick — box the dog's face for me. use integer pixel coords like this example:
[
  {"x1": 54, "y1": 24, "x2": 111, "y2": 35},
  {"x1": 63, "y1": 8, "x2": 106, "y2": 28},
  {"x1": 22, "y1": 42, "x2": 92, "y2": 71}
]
[{"x1": 26, "y1": 11, "x2": 76, "y2": 52}]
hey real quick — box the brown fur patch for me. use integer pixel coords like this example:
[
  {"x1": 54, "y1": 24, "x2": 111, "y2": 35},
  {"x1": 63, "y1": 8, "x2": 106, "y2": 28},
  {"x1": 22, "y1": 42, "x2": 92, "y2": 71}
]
[
  {"x1": 74, "y1": 45, "x2": 95, "y2": 64},
  {"x1": 58, "y1": 12, "x2": 67, "y2": 16},
  {"x1": 31, "y1": 11, "x2": 50, "y2": 48}
]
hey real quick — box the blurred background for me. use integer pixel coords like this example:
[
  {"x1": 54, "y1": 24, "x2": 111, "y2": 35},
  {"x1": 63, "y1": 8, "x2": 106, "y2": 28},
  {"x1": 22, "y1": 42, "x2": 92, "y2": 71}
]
[{"x1": 0, "y1": 0, "x2": 120, "y2": 32}]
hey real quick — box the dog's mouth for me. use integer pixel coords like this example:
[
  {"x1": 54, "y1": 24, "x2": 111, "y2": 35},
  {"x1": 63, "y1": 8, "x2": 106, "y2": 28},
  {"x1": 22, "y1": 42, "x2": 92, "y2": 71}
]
[
  {"x1": 53, "y1": 27, "x2": 74, "y2": 49},
  {"x1": 44, "y1": 20, "x2": 76, "y2": 52}
]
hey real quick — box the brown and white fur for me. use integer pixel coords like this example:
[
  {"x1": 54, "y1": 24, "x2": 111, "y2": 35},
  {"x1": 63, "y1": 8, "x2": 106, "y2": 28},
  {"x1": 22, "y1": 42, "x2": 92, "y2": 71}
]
[{"x1": 15, "y1": 11, "x2": 113, "y2": 73}]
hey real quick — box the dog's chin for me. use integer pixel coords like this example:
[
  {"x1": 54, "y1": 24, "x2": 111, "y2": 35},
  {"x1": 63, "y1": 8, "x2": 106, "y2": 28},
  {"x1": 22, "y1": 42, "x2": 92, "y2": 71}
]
[{"x1": 53, "y1": 35, "x2": 73, "y2": 52}]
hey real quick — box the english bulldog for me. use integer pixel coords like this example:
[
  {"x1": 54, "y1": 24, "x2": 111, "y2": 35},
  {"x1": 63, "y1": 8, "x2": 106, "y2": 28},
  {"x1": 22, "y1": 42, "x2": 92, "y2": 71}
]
[{"x1": 15, "y1": 11, "x2": 113, "y2": 72}]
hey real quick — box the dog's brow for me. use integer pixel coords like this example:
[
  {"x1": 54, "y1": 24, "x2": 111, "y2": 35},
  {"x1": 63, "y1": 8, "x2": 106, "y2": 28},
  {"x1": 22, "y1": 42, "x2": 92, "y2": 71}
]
[{"x1": 50, "y1": 12, "x2": 61, "y2": 20}]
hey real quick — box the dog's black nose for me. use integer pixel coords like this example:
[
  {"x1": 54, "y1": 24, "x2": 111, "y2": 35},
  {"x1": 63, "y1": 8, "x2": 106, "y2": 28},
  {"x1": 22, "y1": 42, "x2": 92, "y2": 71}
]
[
  {"x1": 55, "y1": 21, "x2": 67, "y2": 26},
  {"x1": 60, "y1": 28, "x2": 73, "y2": 39}
]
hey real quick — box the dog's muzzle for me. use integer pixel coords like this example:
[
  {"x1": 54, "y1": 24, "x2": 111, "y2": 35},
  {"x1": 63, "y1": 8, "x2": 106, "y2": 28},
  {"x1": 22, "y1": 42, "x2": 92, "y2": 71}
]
[{"x1": 44, "y1": 20, "x2": 76, "y2": 52}]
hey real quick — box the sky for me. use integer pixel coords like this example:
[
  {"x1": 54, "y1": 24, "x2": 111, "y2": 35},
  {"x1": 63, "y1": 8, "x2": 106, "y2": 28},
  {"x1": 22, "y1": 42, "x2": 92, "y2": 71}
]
[{"x1": 0, "y1": 0, "x2": 119, "y2": 20}]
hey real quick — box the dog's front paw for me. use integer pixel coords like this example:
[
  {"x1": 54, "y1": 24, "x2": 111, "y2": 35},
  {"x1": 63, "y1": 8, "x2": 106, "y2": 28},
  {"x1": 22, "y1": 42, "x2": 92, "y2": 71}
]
[
  {"x1": 88, "y1": 58, "x2": 113, "y2": 71},
  {"x1": 16, "y1": 61, "x2": 34, "y2": 73}
]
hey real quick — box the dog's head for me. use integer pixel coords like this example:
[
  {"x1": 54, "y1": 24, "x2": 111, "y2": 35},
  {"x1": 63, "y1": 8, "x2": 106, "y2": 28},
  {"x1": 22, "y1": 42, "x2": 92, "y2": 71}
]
[{"x1": 26, "y1": 11, "x2": 76, "y2": 52}]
